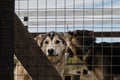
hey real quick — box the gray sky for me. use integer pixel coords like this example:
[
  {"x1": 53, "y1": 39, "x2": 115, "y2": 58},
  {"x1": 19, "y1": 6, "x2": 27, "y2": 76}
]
[{"x1": 15, "y1": 0, "x2": 120, "y2": 42}]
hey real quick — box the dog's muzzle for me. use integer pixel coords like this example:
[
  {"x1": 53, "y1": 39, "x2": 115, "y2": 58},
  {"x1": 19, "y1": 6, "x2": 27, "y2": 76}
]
[
  {"x1": 48, "y1": 49, "x2": 55, "y2": 56},
  {"x1": 82, "y1": 69, "x2": 88, "y2": 75}
]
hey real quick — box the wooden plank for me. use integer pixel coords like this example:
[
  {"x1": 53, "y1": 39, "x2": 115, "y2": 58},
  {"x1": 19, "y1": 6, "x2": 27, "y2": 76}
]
[
  {"x1": 31, "y1": 32, "x2": 120, "y2": 37},
  {"x1": 94, "y1": 32, "x2": 120, "y2": 37},
  {"x1": 0, "y1": 0, "x2": 14, "y2": 80},
  {"x1": 14, "y1": 14, "x2": 62, "y2": 80},
  {"x1": 15, "y1": 8, "x2": 120, "y2": 17}
]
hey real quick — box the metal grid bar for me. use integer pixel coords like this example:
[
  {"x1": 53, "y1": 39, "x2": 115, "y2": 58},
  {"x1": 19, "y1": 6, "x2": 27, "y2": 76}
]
[{"x1": 15, "y1": 0, "x2": 120, "y2": 80}]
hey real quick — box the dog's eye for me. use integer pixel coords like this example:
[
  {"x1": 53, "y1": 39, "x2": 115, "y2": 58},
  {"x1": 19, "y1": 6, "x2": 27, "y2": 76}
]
[
  {"x1": 55, "y1": 40, "x2": 60, "y2": 44},
  {"x1": 44, "y1": 41, "x2": 49, "y2": 44}
]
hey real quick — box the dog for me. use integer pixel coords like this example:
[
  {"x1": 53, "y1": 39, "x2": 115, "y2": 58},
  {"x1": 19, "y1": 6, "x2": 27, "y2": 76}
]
[
  {"x1": 14, "y1": 61, "x2": 32, "y2": 80},
  {"x1": 14, "y1": 31, "x2": 68, "y2": 80},
  {"x1": 66, "y1": 30, "x2": 120, "y2": 80},
  {"x1": 38, "y1": 31, "x2": 68, "y2": 78},
  {"x1": 80, "y1": 65, "x2": 98, "y2": 80}
]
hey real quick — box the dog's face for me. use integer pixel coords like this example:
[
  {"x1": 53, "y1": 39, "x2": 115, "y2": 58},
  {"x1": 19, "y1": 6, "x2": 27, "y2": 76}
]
[
  {"x1": 80, "y1": 66, "x2": 98, "y2": 80},
  {"x1": 68, "y1": 30, "x2": 95, "y2": 47},
  {"x1": 67, "y1": 30, "x2": 96, "y2": 59},
  {"x1": 36, "y1": 32, "x2": 67, "y2": 63}
]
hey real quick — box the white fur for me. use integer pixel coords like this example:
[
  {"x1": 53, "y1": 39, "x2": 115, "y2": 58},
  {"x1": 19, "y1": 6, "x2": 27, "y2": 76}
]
[
  {"x1": 42, "y1": 36, "x2": 66, "y2": 56},
  {"x1": 41, "y1": 35, "x2": 67, "y2": 77}
]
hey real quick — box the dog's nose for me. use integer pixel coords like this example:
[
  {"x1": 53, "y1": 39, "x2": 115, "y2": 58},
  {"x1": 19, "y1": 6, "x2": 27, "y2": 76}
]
[
  {"x1": 82, "y1": 69, "x2": 88, "y2": 75},
  {"x1": 48, "y1": 49, "x2": 54, "y2": 56}
]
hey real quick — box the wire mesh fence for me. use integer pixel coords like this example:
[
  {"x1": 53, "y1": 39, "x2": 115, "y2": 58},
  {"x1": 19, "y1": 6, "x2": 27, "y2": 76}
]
[{"x1": 14, "y1": 0, "x2": 120, "y2": 80}]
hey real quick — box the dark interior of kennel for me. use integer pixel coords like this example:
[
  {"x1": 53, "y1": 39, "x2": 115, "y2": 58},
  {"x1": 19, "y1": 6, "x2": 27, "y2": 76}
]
[{"x1": 0, "y1": 0, "x2": 120, "y2": 80}]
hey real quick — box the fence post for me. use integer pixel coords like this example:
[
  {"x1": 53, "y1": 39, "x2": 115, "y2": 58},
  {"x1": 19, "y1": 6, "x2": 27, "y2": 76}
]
[
  {"x1": 0, "y1": 0, "x2": 14, "y2": 80},
  {"x1": 14, "y1": 14, "x2": 62, "y2": 80}
]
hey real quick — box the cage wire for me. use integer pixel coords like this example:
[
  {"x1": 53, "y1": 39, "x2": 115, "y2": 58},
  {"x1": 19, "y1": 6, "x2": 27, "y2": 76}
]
[{"x1": 15, "y1": 0, "x2": 120, "y2": 80}]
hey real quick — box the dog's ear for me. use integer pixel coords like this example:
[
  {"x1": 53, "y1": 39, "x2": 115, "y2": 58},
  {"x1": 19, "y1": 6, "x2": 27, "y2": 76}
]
[
  {"x1": 83, "y1": 30, "x2": 96, "y2": 45},
  {"x1": 67, "y1": 47, "x2": 74, "y2": 57},
  {"x1": 63, "y1": 32, "x2": 72, "y2": 40},
  {"x1": 85, "y1": 30, "x2": 94, "y2": 36},
  {"x1": 34, "y1": 34, "x2": 44, "y2": 47},
  {"x1": 68, "y1": 31, "x2": 74, "y2": 36},
  {"x1": 62, "y1": 32, "x2": 73, "y2": 46}
]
